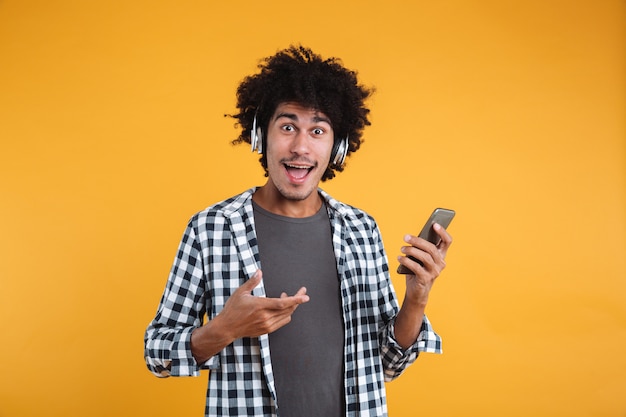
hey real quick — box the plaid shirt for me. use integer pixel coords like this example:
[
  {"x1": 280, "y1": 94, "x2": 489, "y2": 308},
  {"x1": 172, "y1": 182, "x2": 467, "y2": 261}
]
[{"x1": 144, "y1": 188, "x2": 442, "y2": 416}]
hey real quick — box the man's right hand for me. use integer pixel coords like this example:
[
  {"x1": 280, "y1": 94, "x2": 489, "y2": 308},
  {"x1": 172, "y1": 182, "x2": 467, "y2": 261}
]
[{"x1": 190, "y1": 270, "x2": 309, "y2": 364}]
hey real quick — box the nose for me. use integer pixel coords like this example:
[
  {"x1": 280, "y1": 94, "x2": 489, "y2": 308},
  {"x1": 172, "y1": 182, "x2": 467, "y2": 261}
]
[{"x1": 290, "y1": 130, "x2": 309, "y2": 155}]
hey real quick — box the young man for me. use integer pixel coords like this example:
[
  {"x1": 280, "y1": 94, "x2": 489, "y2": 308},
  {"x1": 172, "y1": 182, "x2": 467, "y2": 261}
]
[{"x1": 144, "y1": 45, "x2": 452, "y2": 417}]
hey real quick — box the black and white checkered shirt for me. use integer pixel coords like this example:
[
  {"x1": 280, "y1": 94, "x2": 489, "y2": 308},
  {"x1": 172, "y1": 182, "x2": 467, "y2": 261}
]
[{"x1": 144, "y1": 188, "x2": 442, "y2": 417}]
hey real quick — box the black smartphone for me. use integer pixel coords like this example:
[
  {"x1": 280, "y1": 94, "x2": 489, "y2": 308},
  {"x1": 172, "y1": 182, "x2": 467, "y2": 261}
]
[{"x1": 397, "y1": 208, "x2": 455, "y2": 274}]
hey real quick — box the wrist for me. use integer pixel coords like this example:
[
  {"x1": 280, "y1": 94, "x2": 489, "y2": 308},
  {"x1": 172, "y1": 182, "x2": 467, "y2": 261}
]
[
  {"x1": 402, "y1": 294, "x2": 428, "y2": 312},
  {"x1": 190, "y1": 315, "x2": 235, "y2": 364}
]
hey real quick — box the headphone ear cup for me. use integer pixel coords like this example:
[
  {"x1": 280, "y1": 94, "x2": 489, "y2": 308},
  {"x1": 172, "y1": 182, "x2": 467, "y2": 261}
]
[
  {"x1": 331, "y1": 136, "x2": 349, "y2": 165},
  {"x1": 251, "y1": 115, "x2": 263, "y2": 154}
]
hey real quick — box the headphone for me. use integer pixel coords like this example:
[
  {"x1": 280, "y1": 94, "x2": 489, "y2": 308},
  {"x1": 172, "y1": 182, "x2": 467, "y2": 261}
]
[{"x1": 251, "y1": 114, "x2": 349, "y2": 166}]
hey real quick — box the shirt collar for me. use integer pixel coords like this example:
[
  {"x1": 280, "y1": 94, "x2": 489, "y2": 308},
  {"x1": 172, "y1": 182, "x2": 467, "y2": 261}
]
[{"x1": 221, "y1": 187, "x2": 354, "y2": 220}]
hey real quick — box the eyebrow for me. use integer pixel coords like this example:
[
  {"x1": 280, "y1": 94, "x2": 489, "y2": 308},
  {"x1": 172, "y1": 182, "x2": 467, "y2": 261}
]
[{"x1": 274, "y1": 112, "x2": 332, "y2": 126}]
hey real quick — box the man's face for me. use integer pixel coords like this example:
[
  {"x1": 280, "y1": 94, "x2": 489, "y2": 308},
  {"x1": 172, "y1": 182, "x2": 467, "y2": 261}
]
[{"x1": 264, "y1": 102, "x2": 334, "y2": 202}]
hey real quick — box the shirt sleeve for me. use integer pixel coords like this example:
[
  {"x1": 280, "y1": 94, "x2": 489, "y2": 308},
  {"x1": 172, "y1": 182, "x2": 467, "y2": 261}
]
[
  {"x1": 368, "y1": 220, "x2": 443, "y2": 382},
  {"x1": 144, "y1": 220, "x2": 208, "y2": 378},
  {"x1": 379, "y1": 314, "x2": 442, "y2": 382}
]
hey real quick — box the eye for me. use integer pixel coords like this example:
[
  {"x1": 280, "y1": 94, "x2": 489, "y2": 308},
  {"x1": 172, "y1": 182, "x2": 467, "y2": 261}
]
[
  {"x1": 312, "y1": 127, "x2": 325, "y2": 136},
  {"x1": 281, "y1": 124, "x2": 295, "y2": 132}
]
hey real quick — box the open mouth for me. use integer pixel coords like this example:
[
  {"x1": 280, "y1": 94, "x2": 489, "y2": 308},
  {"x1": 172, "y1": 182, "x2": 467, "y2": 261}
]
[{"x1": 284, "y1": 163, "x2": 314, "y2": 181}]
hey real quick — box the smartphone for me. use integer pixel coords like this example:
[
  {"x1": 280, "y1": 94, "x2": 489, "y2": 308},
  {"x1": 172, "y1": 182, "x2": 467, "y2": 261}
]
[{"x1": 397, "y1": 208, "x2": 455, "y2": 274}]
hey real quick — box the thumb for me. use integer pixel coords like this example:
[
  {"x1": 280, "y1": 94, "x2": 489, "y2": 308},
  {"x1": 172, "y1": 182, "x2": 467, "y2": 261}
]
[{"x1": 239, "y1": 270, "x2": 263, "y2": 293}]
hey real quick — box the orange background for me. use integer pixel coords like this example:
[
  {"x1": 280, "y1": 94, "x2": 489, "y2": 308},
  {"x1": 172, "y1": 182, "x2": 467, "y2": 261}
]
[{"x1": 1, "y1": 1, "x2": 625, "y2": 416}]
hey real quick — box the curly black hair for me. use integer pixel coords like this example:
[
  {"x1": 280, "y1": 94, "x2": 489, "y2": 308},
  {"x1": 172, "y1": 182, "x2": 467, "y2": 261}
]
[{"x1": 228, "y1": 45, "x2": 374, "y2": 181}]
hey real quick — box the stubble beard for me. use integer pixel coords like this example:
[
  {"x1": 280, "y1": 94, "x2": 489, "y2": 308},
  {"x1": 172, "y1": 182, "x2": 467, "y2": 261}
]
[{"x1": 273, "y1": 179, "x2": 316, "y2": 202}]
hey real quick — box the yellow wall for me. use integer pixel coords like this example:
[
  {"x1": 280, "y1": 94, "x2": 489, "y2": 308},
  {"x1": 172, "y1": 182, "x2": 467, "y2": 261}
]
[{"x1": 1, "y1": 1, "x2": 624, "y2": 416}]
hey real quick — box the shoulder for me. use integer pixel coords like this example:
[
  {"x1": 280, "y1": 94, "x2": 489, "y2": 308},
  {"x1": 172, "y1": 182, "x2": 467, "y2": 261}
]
[
  {"x1": 188, "y1": 188, "x2": 256, "y2": 229},
  {"x1": 319, "y1": 189, "x2": 378, "y2": 229}
]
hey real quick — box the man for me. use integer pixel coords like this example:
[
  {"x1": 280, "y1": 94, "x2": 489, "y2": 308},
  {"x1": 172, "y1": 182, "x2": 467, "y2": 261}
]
[{"x1": 144, "y1": 45, "x2": 452, "y2": 417}]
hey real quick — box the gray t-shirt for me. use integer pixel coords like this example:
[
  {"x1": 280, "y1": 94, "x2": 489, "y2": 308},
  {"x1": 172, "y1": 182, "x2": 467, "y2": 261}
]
[{"x1": 253, "y1": 201, "x2": 345, "y2": 417}]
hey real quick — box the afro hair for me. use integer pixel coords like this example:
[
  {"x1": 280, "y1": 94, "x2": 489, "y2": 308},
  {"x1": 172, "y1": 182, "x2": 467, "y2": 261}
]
[{"x1": 229, "y1": 45, "x2": 374, "y2": 181}]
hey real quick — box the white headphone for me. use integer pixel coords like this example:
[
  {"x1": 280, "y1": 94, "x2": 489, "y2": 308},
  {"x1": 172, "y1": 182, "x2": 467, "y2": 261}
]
[
  {"x1": 251, "y1": 114, "x2": 349, "y2": 166},
  {"x1": 251, "y1": 113, "x2": 263, "y2": 154}
]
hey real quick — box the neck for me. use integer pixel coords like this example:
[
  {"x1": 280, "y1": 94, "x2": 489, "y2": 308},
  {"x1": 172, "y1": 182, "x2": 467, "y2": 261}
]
[{"x1": 253, "y1": 183, "x2": 322, "y2": 218}]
